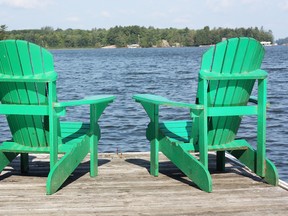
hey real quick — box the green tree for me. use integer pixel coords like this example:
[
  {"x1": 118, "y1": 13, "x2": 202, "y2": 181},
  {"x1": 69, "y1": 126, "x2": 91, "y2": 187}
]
[
  {"x1": 0, "y1": 25, "x2": 8, "y2": 40},
  {"x1": 194, "y1": 26, "x2": 211, "y2": 46},
  {"x1": 3, "y1": 25, "x2": 275, "y2": 48}
]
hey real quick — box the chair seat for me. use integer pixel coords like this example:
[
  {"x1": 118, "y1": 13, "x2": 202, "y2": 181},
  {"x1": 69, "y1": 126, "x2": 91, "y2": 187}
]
[
  {"x1": 0, "y1": 121, "x2": 90, "y2": 153},
  {"x1": 60, "y1": 121, "x2": 90, "y2": 144},
  {"x1": 160, "y1": 120, "x2": 250, "y2": 152}
]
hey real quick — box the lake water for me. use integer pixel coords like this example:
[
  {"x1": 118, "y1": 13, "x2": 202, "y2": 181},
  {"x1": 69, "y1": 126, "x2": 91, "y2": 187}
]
[{"x1": 1, "y1": 46, "x2": 288, "y2": 182}]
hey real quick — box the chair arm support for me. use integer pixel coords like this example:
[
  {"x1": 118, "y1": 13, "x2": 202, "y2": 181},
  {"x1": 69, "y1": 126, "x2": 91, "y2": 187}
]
[
  {"x1": 133, "y1": 94, "x2": 203, "y2": 110},
  {"x1": 200, "y1": 69, "x2": 267, "y2": 80}
]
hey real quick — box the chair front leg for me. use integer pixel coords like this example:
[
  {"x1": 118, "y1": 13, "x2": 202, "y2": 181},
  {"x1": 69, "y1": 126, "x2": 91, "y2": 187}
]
[
  {"x1": 89, "y1": 103, "x2": 108, "y2": 177},
  {"x1": 140, "y1": 102, "x2": 160, "y2": 176}
]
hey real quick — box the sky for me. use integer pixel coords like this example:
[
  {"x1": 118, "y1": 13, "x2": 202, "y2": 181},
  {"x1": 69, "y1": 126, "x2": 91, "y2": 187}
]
[{"x1": 0, "y1": 0, "x2": 287, "y2": 40}]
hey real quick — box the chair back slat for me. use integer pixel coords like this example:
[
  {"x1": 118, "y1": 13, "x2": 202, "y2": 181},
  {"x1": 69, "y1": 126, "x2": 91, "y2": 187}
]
[{"x1": 197, "y1": 38, "x2": 265, "y2": 146}]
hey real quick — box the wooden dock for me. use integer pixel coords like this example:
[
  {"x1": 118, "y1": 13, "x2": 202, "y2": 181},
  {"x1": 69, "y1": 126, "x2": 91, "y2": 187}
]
[{"x1": 0, "y1": 152, "x2": 287, "y2": 215}]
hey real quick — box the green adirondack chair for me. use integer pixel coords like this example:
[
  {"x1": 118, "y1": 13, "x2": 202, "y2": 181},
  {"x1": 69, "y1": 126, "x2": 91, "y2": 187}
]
[
  {"x1": 133, "y1": 37, "x2": 279, "y2": 192},
  {"x1": 0, "y1": 40, "x2": 115, "y2": 195}
]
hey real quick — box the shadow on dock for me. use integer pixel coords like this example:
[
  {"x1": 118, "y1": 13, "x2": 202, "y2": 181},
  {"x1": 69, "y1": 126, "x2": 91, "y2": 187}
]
[
  {"x1": 0, "y1": 155, "x2": 110, "y2": 191},
  {"x1": 125, "y1": 152, "x2": 266, "y2": 189}
]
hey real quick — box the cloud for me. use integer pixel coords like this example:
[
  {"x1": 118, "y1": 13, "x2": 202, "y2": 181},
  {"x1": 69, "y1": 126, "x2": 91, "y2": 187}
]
[
  {"x1": 150, "y1": 11, "x2": 166, "y2": 18},
  {"x1": 173, "y1": 17, "x2": 192, "y2": 26},
  {"x1": 100, "y1": 11, "x2": 111, "y2": 18},
  {"x1": 279, "y1": 0, "x2": 288, "y2": 11},
  {"x1": 0, "y1": 0, "x2": 53, "y2": 9},
  {"x1": 66, "y1": 16, "x2": 80, "y2": 22},
  {"x1": 240, "y1": 0, "x2": 261, "y2": 4},
  {"x1": 204, "y1": 0, "x2": 266, "y2": 12},
  {"x1": 205, "y1": 0, "x2": 232, "y2": 11}
]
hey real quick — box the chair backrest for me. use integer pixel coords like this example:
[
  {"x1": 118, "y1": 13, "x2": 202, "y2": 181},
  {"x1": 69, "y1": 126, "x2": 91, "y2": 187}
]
[
  {"x1": 0, "y1": 40, "x2": 59, "y2": 147},
  {"x1": 197, "y1": 37, "x2": 265, "y2": 146}
]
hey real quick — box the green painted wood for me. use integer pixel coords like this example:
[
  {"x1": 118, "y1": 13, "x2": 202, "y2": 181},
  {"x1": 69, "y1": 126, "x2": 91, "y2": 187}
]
[
  {"x1": 89, "y1": 104, "x2": 98, "y2": 177},
  {"x1": 15, "y1": 41, "x2": 45, "y2": 148},
  {"x1": 0, "y1": 40, "x2": 115, "y2": 194},
  {"x1": 0, "y1": 104, "x2": 49, "y2": 115},
  {"x1": 133, "y1": 94, "x2": 203, "y2": 110},
  {"x1": 257, "y1": 78, "x2": 267, "y2": 177},
  {"x1": 133, "y1": 37, "x2": 279, "y2": 192},
  {"x1": 207, "y1": 39, "x2": 239, "y2": 148},
  {"x1": 0, "y1": 141, "x2": 71, "y2": 153},
  {"x1": 229, "y1": 146, "x2": 278, "y2": 186},
  {"x1": 160, "y1": 120, "x2": 250, "y2": 151},
  {"x1": 46, "y1": 135, "x2": 90, "y2": 195},
  {"x1": 207, "y1": 106, "x2": 258, "y2": 116},
  {"x1": 0, "y1": 72, "x2": 57, "y2": 82},
  {"x1": 0, "y1": 152, "x2": 18, "y2": 172},
  {"x1": 0, "y1": 41, "x2": 29, "y2": 147},
  {"x1": 55, "y1": 95, "x2": 115, "y2": 108},
  {"x1": 200, "y1": 69, "x2": 267, "y2": 80},
  {"x1": 159, "y1": 139, "x2": 212, "y2": 192},
  {"x1": 139, "y1": 101, "x2": 160, "y2": 176}
]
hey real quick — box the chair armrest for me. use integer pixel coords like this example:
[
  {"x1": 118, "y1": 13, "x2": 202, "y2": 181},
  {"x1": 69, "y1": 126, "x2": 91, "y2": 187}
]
[
  {"x1": 133, "y1": 94, "x2": 203, "y2": 143},
  {"x1": 133, "y1": 94, "x2": 203, "y2": 110},
  {"x1": 54, "y1": 95, "x2": 115, "y2": 108},
  {"x1": 200, "y1": 69, "x2": 267, "y2": 80},
  {"x1": 0, "y1": 71, "x2": 58, "y2": 83}
]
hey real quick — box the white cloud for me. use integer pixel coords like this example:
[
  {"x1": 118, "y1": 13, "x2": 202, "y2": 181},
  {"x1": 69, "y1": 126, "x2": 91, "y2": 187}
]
[
  {"x1": 100, "y1": 11, "x2": 111, "y2": 18},
  {"x1": 204, "y1": 0, "x2": 268, "y2": 12},
  {"x1": 205, "y1": 0, "x2": 232, "y2": 12},
  {"x1": 279, "y1": 0, "x2": 288, "y2": 11},
  {"x1": 173, "y1": 17, "x2": 192, "y2": 26},
  {"x1": 66, "y1": 16, "x2": 80, "y2": 22},
  {"x1": 150, "y1": 11, "x2": 166, "y2": 19},
  {"x1": 240, "y1": 0, "x2": 261, "y2": 4},
  {"x1": 0, "y1": 0, "x2": 53, "y2": 9}
]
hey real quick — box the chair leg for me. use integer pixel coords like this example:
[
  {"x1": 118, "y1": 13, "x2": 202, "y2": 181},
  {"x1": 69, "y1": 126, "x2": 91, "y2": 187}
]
[
  {"x1": 150, "y1": 138, "x2": 159, "y2": 177},
  {"x1": 46, "y1": 138, "x2": 89, "y2": 195},
  {"x1": 264, "y1": 158, "x2": 279, "y2": 186},
  {"x1": 216, "y1": 151, "x2": 225, "y2": 172},
  {"x1": 160, "y1": 142, "x2": 212, "y2": 192},
  {"x1": 90, "y1": 132, "x2": 99, "y2": 177},
  {"x1": 0, "y1": 152, "x2": 18, "y2": 173},
  {"x1": 229, "y1": 147, "x2": 279, "y2": 186},
  {"x1": 21, "y1": 153, "x2": 29, "y2": 174}
]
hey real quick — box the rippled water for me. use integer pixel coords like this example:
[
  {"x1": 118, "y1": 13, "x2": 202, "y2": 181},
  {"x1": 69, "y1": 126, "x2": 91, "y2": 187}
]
[{"x1": 1, "y1": 46, "x2": 287, "y2": 181}]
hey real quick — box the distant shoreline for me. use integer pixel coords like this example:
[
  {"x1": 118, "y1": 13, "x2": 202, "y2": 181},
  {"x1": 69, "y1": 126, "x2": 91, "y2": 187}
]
[{"x1": 48, "y1": 43, "x2": 288, "y2": 51}]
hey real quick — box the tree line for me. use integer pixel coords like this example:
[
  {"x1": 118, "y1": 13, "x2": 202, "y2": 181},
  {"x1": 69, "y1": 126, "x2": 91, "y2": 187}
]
[
  {"x1": 1, "y1": 25, "x2": 274, "y2": 48},
  {"x1": 275, "y1": 37, "x2": 288, "y2": 45}
]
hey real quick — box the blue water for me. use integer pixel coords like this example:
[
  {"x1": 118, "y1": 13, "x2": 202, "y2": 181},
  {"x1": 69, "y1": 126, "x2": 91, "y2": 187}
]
[{"x1": 1, "y1": 46, "x2": 288, "y2": 182}]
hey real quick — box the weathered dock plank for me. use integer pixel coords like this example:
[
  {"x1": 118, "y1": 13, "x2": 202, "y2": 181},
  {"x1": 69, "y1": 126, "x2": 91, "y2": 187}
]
[{"x1": 0, "y1": 152, "x2": 287, "y2": 215}]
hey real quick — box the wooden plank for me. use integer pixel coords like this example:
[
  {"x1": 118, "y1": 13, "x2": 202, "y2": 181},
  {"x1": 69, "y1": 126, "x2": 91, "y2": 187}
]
[
  {"x1": 8, "y1": 41, "x2": 40, "y2": 148},
  {"x1": 211, "y1": 38, "x2": 238, "y2": 146},
  {"x1": 0, "y1": 152, "x2": 287, "y2": 215},
  {"x1": 0, "y1": 41, "x2": 29, "y2": 146}
]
